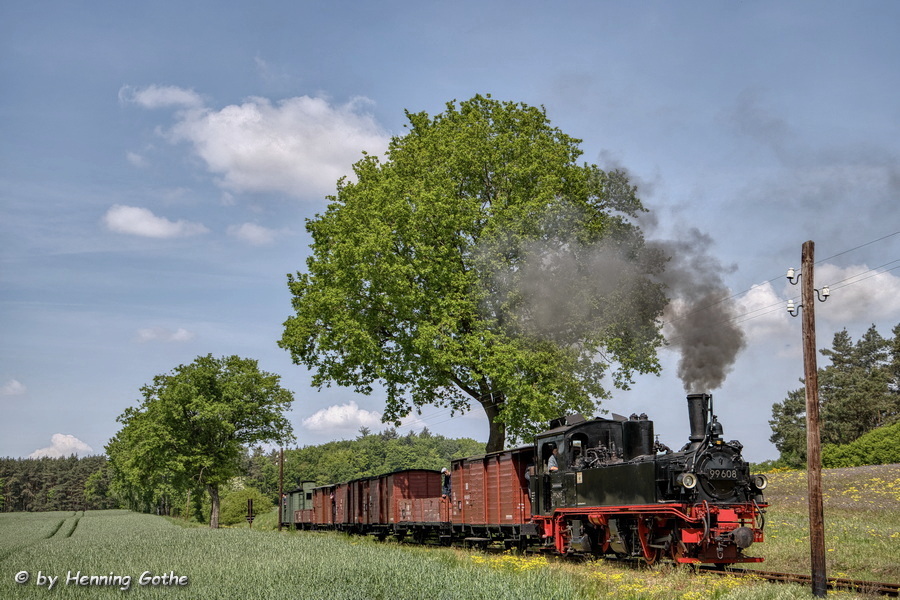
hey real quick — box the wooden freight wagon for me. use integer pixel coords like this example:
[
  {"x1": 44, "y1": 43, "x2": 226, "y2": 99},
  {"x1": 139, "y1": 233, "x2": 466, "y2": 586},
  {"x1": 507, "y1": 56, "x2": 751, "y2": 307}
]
[
  {"x1": 368, "y1": 476, "x2": 384, "y2": 525},
  {"x1": 288, "y1": 480, "x2": 316, "y2": 528},
  {"x1": 384, "y1": 469, "x2": 442, "y2": 524},
  {"x1": 450, "y1": 446, "x2": 535, "y2": 541},
  {"x1": 347, "y1": 477, "x2": 377, "y2": 530},
  {"x1": 333, "y1": 482, "x2": 350, "y2": 527},
  {"x1": 313, "y1": 485, "x2": 336, "y2": 526}
]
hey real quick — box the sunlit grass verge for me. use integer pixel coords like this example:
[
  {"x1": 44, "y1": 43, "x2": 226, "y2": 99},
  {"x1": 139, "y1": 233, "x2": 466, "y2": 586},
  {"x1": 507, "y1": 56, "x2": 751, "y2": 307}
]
[{"x1": 751, "y1": 464, "x2": 900, "y2": 583}]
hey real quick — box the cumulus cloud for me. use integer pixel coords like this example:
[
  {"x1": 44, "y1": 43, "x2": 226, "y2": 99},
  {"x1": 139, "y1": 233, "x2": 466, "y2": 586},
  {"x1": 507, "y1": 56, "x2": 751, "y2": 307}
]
[
  {"x1": 119, "y1": 84, "x2": 204, "y2": 109},
  {"x1": 1, "y1": 379, "x2": 27, "y2": 396},
  {"x1": 103, "y1": 204, "x2": 209, "y2": 238},
  {"x1": 302, "y1": 401, "x2": 383, "y2": 432},
  {"x1": 136, "y1": 327, "x2": 196, "y2": 343},
  {"x1": 734, "y1": 281, "x2": 792, "y2": 343},
  {"x1": 29, "y1": 434, "x2": 94, "y2": 458},
  {"x1": 125, "y1": 151, "x2": 149, "y2": 168},
  {"x1": 166, "y1": 93, "x2": 388, "y2": 197},
  {"x1": 729, "y1": 263, "x2": 900, "y2": 345},
  {"x1": 816, "y1": 263, "x2": 900, "y2": 325},
  {"x1": 227, "y1": 222, "x2": 278, "y2": 245}
]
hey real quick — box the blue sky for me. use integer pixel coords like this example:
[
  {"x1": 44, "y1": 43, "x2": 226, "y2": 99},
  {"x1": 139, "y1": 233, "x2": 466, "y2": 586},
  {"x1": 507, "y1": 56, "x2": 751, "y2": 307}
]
[{"x1": 2, "y1": 1, "x2": 899, "y2": 462}]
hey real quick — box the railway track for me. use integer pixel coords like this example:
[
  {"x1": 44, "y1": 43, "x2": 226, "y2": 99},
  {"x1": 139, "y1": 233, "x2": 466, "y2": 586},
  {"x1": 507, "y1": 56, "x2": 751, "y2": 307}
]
[{"x1": 701, "y1": 566, "x2": 900, "y2": 597}]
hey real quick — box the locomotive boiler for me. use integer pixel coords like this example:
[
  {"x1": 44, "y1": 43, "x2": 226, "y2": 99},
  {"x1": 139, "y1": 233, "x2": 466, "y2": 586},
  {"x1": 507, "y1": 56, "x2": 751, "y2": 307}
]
[{"x1": 282, "y1": 393, "x2": 768, "y2": 565}]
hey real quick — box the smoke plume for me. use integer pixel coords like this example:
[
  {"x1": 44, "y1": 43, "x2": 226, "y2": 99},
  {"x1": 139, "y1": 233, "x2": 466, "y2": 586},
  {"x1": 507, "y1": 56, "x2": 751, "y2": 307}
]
[
  {"x1": 650, "y1": 228, "x2": 747, "y2": 392},
  {"x1": 481, "y1": 197, "x2": 746, "y2": 394}
]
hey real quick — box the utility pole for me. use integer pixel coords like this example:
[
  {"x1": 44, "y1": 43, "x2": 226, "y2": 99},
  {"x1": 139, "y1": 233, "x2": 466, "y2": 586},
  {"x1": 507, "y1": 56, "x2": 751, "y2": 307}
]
[
  {"x1": 788, "y1": 240, "x2": 829, "y2": 597},
  {"x1": 278, "y1": 447, "x2": 284, "y2": 532}
]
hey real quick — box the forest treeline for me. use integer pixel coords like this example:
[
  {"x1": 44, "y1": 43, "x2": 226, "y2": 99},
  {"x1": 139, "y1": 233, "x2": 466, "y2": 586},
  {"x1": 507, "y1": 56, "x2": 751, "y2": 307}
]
[
  {"x1": 768, "y1": 323, "x2": 900, "y2": 468},
  {"x1": 1, "y1": 428, "x2": 483, "y2": 514},
  {"x1": 0, "y1": 455, "x2": 116, "y2": 512}
]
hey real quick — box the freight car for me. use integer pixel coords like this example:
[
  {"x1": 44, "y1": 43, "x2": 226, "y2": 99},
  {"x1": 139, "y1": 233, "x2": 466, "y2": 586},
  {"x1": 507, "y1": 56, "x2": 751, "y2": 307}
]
[{"x1": 282, "y1": 393, "x2": 768, "y2": 565}]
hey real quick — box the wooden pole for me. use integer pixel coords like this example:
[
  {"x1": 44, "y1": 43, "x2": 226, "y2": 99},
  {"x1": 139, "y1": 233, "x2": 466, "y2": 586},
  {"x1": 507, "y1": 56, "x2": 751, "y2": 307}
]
[
  {"x1": 278, "y1": 447, "x2": 284, "y2": 532},
  {"x1": 801, "y1": 240, "x2": 827, "y2": 597}
]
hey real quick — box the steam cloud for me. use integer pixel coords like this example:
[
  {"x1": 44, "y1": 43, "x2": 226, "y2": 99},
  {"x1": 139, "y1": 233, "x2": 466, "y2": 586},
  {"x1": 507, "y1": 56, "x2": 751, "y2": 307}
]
[
  {"x1": 493, "y1": 216, "x2": 746, "y2": 394},
  {"x1": 650, "y1": 228, "x2": 747, "y2": 392}
]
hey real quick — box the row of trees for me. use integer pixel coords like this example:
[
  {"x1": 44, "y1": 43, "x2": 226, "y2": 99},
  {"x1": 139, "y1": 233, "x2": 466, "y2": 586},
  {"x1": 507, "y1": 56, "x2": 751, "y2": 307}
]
[
  {"x1": 243, "y1": 428, "x2": 484, "y2": 496},
  {"x1": 769, "y1": 323, "x2": 900, "y2": 467},
  {"x1": 1, "y1": 429, "x2": 481, "y2": 522},
  {"x1": 0, "y1": 455, "x2": 115, "y2": 512}
]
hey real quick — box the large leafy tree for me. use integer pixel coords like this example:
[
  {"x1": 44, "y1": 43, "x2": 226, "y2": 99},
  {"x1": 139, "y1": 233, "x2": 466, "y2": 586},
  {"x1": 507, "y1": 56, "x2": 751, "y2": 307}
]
[
  {"x1": 106, "y1": 355, "x2": 294, "y2": 528},
  {"x1": 280, "y1": 95, "x2": 668, "y2": 451},
  {"x1": 770, "y1": 324, "x2": 900, "y2": 466}
]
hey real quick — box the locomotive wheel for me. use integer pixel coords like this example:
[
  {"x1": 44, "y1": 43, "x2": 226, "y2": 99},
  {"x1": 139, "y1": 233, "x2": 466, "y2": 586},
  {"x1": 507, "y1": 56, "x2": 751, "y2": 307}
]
[
  {"x1": 637, "y1": 518, "x2": 659, "y2": 565},
  {"x1": 669, "y1": 535, "x2": 688, "y2": 562}
]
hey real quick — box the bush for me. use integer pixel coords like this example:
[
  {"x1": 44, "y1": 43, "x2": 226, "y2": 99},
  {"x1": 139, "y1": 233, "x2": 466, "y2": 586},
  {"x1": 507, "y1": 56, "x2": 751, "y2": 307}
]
[
  {"x1": 218, "y1": 487, "x2": 273, "y2": 526},
  {"x1": 822, "y1": 422, "x2": 900, "y2": 468}
]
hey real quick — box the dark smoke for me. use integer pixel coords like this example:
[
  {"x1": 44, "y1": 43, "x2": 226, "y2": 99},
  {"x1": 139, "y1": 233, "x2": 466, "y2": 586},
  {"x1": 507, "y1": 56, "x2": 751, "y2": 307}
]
[
  {"x1": 649, "y1": 228, "x2": 747, "y2": 392},
  {"x1": 481, "y1": 197, "x2": 746, "y2": 394}
]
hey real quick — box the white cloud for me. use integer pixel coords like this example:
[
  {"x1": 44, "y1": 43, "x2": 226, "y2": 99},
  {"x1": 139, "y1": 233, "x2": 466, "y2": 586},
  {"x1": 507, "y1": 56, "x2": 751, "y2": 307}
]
[
  {"x1": 125, "y1": 151, "x2": 148, "y2": 168},
  {"x1": 167, "y1": 95, "x2": 389, "y2": 197},
  {"x1": 0, "y1": 379, "x2": 27, "y2": 396},
  {"x1": 29, "y1": 434, "x2": 94, "y2": 458},
  {"x1": 302, "y1": 401, "x2": 383, "y2": 432},
  {"x1": 119, "y1": 84, "x2": 204, "y2": 109},
  {"x1": 103, "y1": 204, "x2": 209, "y2": 238},
  {"x1": 136, "y1": 327, "x2": 196, "y2": 343},
  {"x1": 734, "y1": 281, "x2": 792, "y2": 343},
  {"x1": 816, "y1": 263, "x2": 900, "y2": 325},
  {"x1": 227, "y1": 222, "x2": 278, "y2": 245}
]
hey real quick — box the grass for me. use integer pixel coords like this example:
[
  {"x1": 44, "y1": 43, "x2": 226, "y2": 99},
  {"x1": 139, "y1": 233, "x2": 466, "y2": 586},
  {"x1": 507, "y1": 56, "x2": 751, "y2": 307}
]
[
  {"x1": 749, "y1": 463, "x2": 900, "y2": 583},
  {"x1": 1, "y1": 465, "x2": 897, "y2": 598}
]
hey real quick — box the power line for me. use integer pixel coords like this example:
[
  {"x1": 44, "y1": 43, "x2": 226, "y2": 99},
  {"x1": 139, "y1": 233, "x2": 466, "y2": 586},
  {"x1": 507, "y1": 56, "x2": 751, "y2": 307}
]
[
  {"x1": 660, "y1": 231, "x2": 900, "y2": 329},
  {"x1": 817, "y1": 231, "x2": 900, "y2": 265}
]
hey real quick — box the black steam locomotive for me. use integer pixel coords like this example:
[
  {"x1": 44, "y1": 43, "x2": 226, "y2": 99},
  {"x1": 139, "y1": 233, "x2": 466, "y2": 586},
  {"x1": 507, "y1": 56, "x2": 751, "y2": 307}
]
[
  {"x1": 530, "y1": 393, "x2": 768, "y2": 563},
  {"x1": 283, "y1": 393, "x2": 768, "y2": 565}
]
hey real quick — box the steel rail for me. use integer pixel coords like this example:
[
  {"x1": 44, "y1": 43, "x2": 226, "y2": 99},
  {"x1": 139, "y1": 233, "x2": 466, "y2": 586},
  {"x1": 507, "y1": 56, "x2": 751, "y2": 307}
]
[{"x1": 701, "y1": 566, "x2": 900, "y2": 597}]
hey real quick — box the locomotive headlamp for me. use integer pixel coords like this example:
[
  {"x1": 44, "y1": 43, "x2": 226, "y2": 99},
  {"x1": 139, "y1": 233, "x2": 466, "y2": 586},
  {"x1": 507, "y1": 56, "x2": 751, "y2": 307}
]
[
  {"x1": 752, "y1": 474, "x2": 768, "y2": 490},
  {"x1": 677, "y1": 472, "x2": 698, "y2": 489}
]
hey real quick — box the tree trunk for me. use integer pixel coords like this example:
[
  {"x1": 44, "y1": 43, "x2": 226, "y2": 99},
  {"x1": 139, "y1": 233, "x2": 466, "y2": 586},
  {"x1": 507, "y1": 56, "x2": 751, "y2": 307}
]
[
  {"x1": 481, "y1": 394, "x2": 506, "y2": 453},
  {"x1": 207, "y1": 484, "x2": 220, "y2": 529}
]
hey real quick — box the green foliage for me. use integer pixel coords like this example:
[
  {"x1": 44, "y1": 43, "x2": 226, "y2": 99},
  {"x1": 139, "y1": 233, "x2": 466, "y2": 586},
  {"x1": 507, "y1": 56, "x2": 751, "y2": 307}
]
[
  {"x1": 218, "y1": 486, "x2": 272, "y2": 526},
  {"x1": 822, "y1": 422, "x2": 900, "y2": 467},
  {"x1": 247, "y1": 428, "x2": 485, "y2": 490},
  {"x1": 770, "y1": 323, "x2": 900, "y2": 465},
  {"x1": 106, "y1": 354, "x2": 294, "y2": 527},
  {"x1": 768, "y1": 388, "x2": 807, "y2": 468},
  {"x1": 280, "y1": 94, "x2": 667, "y2": 452},
  {"x1": 0, "y1": 455, "x2": 114, "y2": 512}
]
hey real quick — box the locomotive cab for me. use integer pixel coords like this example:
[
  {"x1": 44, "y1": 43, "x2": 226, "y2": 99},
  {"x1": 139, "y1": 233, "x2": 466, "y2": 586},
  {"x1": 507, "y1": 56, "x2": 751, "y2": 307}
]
[{"x1": 531, "y1": 412, "x2": 660, "y2": 515}]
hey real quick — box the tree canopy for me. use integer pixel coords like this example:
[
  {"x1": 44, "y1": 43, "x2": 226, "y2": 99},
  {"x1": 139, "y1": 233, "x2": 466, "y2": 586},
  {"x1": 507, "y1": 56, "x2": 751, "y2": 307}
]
[
  {"x1": 106, "y1": 354, "x2": 294, "y2": 527},
  {"x1": 280, "y1": 94, "x2": 668, "y2": 451},
  {"x1": 769, "y1": 323, "x2": 900, "y2": 466}
]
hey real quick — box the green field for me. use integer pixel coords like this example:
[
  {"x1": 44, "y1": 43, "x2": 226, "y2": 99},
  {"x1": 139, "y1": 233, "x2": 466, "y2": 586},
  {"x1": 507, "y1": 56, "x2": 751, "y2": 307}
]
[
  {"x1": 748, "y1": 463, "x2": 900, "y2": 583},
  {"x1": 1, "y1": 465, "x2": 898, "y2": 599}
]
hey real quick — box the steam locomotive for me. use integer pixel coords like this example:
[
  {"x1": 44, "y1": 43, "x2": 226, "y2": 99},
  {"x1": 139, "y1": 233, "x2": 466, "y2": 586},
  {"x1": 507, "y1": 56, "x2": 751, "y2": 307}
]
[{"x1": 282, "y1": 393, "x2": 768, "y2": 565}]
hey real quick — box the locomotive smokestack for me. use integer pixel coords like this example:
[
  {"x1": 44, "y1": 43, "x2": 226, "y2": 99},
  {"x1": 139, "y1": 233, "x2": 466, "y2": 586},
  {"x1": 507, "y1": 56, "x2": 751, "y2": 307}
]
[{"x1": 687, "y1": 393, "x2": 711, "y2": 449}]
